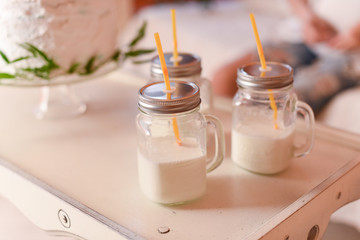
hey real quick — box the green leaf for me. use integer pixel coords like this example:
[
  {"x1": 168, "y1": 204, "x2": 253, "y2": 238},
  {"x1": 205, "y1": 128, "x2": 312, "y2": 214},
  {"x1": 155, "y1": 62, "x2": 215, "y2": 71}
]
[
  {"x1": 1, "y1": 49, "x2": 31, "y2": 64},
  {"x1": 128, "y1": 21, "x2": 147, "y2": 48},
  {"x1": 67, "y1": 62, "x2": 81, "y2": 74},
  {"x1": 18, "y1": 43, "x2": 38, "y2": 57},
  {"x1": 0, "y1": 50, "x2": 10, "y2": 64},
  {"x1": 19, "y1": 43, "x2": 59, "y2": 69},
  {"x1": 125, "y1": 48, "x2": 155, "y2": 58},
  {"x1": 19, "y1": 43, "x2": 46, "y2": 60},
  {"x1": 111, "y1": 50, "x2": 121, "y2": 62},
  {"x1": 0, "y1": 73, "x2": 15, "y2": 79},
  {"x1": 84, "y1": 56, "x2": 96, "y2": 74},
  {"x1": 28, "y1": 43, "x2": 49, "y2": 60},
  {"x1": 11, "y1": 56, "x2": 31, "y2": 63},
  {"x1": 131, "y1": 59, "x2": 153, "y2": 64},
  {"x1": 21, "y1": 64, "x2": 54, "y2": 79}
]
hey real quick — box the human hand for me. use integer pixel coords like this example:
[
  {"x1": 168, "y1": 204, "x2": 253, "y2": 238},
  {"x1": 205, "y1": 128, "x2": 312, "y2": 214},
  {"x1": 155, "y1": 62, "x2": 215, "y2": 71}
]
[
  {"x1": 327, "y1": 23, "x2": 360, "y2": 51},
  {"x1": 301, "y1": 14, "x2": 337, "y2": 45}
]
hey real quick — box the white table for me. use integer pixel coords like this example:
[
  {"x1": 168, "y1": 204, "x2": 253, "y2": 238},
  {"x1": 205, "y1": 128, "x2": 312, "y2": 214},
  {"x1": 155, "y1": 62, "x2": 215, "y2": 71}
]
[{"x1": 1, "y1": 70, "x2": 360, "y2": 240}]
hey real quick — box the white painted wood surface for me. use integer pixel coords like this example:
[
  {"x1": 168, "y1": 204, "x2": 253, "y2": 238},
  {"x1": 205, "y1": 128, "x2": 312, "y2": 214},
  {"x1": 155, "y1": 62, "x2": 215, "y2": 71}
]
[{"x1": 0, "y1": 69, "x2": 360, "y2": 239}]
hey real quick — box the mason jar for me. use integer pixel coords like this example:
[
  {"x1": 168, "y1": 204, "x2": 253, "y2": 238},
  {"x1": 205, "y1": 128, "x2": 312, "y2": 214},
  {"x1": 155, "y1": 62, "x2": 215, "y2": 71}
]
[
  {"x1": 150, "y1": 52, "x2": 213, "y2": 113},
  {"x1": 136, "y1": 81, "x2": 225, "y2": 205},
  {"x1": 232, "y1": 62, "x2": 315, "y2": 174}
]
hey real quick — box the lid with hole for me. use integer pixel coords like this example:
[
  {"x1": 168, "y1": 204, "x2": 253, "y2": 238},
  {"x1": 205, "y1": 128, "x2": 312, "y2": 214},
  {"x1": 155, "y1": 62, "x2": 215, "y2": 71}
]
[
  {"x1": 237, "y1": 62, "x2": 293, "y2": 89},
  {"x1": 138, "y1": 81, "x2": 201, "y2": 114},
  {"x1": 150, "y1": 52, "x2": 202, "y2": 79}
]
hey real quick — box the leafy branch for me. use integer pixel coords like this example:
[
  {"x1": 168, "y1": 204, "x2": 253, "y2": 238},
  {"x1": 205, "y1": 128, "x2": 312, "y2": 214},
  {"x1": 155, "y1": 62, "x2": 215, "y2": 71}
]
[
  {"x1": 0, "y1": 21, "x2": 155, "y2": 79},
  {"x1": 19, "y1": 43, "x2": 60, "y2": 79},
  {"x1": 124, "y1": 21, "x2": 155, "y2": 63},
  {"x1": 128, "y1": 21, "x2": 147, "y2": 48},
  {"x1": 0, "y1": 43, "x2": 59, "y2": 79},
  {"x1": 64, "y1": 21, "x2": 155, "y2": 76}
]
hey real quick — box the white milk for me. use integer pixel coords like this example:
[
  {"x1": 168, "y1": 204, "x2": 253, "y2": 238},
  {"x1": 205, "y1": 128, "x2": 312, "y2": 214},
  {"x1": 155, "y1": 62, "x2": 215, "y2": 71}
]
[
  {"x1": 231, "y1": 122, "x2": 295, "y2": 174},
  {"x1": 137, "y1": 137, "x2": 207, "y2": 204}
]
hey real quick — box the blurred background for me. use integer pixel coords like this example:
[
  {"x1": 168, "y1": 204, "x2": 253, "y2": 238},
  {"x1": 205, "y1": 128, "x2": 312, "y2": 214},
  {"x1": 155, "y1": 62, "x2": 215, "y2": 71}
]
[{"x1": 1, "y1": 0, "x2": 360, "y2": 239}]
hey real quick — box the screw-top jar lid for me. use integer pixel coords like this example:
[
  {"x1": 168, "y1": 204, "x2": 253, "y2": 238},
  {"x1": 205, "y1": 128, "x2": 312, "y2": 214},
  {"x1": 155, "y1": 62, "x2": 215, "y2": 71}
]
[
  {"x1": 138, "y1": 81, "x2": 201, "y2": 114},
  {"x1": 151, "y1": 52, "x2": 202, "y2": 79},
  {"x1": 237, "y1": 62, "x2": 293, "y2": 89}
]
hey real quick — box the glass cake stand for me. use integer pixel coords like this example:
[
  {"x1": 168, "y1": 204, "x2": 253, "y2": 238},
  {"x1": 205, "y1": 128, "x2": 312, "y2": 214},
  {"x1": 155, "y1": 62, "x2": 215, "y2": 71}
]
[{"x1": 0, "y1": 61, "x2": 119, "y2": 120}]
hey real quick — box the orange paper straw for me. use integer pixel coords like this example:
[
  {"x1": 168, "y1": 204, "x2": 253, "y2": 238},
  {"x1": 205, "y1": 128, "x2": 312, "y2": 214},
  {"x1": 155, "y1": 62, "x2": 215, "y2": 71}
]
[
  {"x1": 171, "y1": 9, "x2": 179, "y2": 66},
  {"x1": 154, "y1": 32, "x2": 182, "y2": 145},
  {"x1": 268, "y1": 89, "x2": 278, "y2": 129},
  {"x1": 154, "y1": 33, "x2": 171, "y2": 90},
  {"x1": 171, "y1": 115, "x2": 181, "y2": 144},
  {"x1": 249, "y1": 13, "x2": 278, "y2": 129},
  {"x1": 250, "y1": 13, "x2": 267, "y2": 70}
]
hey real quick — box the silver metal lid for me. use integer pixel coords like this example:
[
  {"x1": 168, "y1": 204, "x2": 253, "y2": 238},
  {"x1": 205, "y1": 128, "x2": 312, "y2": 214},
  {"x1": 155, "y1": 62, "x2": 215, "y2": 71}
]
[
  {"x1": 237, "y1": 62, "x2": 293, "y2": 89},
  {"x1": 150, "y1": 52, "x2": 202, "y2": 79},
  {"x1": 138, "y1": 81, "x2": 201, "y2": 114}
]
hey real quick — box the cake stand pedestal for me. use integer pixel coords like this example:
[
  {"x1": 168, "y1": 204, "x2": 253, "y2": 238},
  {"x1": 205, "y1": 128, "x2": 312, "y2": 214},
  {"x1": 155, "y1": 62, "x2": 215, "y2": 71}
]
[
  {"x1": 0, "y1": 61, "x2": 119, "y2": 120},
  {"x1": 35, "y1": 85, "x2": 86, "y2": 120}
]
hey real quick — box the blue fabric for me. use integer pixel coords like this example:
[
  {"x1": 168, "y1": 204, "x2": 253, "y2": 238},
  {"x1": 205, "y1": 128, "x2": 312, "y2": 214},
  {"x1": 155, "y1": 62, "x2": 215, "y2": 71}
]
[{"x1": 263, "y1": 43, "x2": 358, "y2": 114}]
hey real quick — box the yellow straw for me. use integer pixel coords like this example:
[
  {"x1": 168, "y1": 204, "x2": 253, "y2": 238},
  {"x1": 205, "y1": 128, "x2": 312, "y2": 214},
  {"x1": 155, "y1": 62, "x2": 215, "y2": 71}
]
[
  {"x1": 154, "y1": 32, "x2": 182, "y2": 145},
  {"x1": 171, "y1": 9, "x2": 179, "y2": 66},
  {"x1": 249, "y1": 13, "x2": 278, "y2": 129}
]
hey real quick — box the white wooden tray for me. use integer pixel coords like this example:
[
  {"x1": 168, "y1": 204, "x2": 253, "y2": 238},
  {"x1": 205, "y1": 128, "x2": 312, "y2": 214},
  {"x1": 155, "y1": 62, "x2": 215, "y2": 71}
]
[{"x1": 0, "y1": 69, "x2": 360, "y2": 240}]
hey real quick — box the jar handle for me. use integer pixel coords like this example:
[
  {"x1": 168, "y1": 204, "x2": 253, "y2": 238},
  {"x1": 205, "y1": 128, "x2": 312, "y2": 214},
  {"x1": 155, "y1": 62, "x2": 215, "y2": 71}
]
[
  {"x1": 203, "y1": 114, "x2": 225, "y2": 173},
  {"x1": 294, "y1": 101, "x2": 315, "y2": 158}
]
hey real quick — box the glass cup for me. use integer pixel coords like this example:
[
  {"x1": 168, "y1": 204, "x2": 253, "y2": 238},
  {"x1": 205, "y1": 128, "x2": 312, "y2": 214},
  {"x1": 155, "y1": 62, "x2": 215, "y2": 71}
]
[
  {"x1": 136, "y1": 81, "x2": 225, "y2": 204},
  {"x1": 150, "y1": 52, "x2": 213, "y2": 113},
  {"x1": 232, "y1": 62, "x2": 315, "y2": 174}
]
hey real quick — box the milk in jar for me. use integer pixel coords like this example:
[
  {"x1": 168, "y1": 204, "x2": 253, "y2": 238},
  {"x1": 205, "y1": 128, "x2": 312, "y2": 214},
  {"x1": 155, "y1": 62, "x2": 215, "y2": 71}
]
[
  {"x1": 138, "y1": 137, "x2": 206, "y2": 204},
  {"x1": 232, "y1": 120, "x2": 295, "y2": 174}
]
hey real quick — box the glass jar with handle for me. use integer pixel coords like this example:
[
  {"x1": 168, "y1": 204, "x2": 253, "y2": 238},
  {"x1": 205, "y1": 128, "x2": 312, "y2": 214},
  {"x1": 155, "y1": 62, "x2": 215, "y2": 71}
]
[
  {"x1": 150, "y1": 52, "x2": 213, "y2": 113},
  {"x1": 136, "y1": 81, "x2": 224, "y2": 205},
  {"x1": 232, "y1": 62, "x2": 315, "y2": 174}
]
